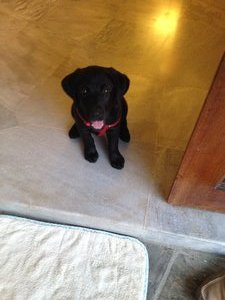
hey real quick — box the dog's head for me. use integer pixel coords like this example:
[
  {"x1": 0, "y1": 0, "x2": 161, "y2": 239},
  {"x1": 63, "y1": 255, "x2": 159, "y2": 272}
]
[{"x1": 62, "y1": 66, "x2": 129, "y2": 130}]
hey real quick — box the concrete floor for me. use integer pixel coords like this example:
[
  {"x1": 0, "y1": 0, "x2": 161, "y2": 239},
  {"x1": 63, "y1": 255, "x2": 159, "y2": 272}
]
[
  {"x1": 145, "y1": 242, "x2": 225, "y2": 300},
  {"x1": 1, "y1": 1, "x2": 225, "y2": 252}
]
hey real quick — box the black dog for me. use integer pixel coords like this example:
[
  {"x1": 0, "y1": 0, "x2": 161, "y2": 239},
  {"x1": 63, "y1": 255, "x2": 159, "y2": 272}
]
[{"x1": 61, "y1": 66, "x2": 130, "y2": 169}]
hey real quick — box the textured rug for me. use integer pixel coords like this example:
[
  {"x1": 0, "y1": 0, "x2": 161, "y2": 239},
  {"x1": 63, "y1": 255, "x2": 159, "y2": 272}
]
[{"x1": 0, "y1": 215, "x2": 148, "y2": 300}]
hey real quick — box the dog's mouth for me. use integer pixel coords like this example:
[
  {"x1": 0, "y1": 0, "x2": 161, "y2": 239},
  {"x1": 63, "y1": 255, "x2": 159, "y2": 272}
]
[{"x1": 91, "y1": 120, "x2": 104, "y2": 130}]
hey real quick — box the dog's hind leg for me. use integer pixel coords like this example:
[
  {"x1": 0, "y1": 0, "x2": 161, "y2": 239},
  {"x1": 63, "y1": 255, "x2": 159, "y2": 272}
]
[
  {"x1": 69, "y1": 123, "x2": 80, "y2": 138},
  {"x1": 119, "y1": 99, "x2": 130, "y2": 143}
]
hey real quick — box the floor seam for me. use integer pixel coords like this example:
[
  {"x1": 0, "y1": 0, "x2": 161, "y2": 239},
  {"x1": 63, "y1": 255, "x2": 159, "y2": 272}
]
[
  {"x1": 20, "y1": 122, "x2": 66, "y2": 132},
  {"x1": 143, "y1": 194, "x2": 151, "y2": 229},
  {"x1": 153, "y1": 251, "x2": 179, "y2": 300}
]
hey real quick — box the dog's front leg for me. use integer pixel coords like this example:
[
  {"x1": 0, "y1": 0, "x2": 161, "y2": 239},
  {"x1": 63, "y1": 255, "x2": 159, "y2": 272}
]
[
  {"x1": 80, "y1": 129, "x2": 99, "y2": 163},
  {"x1": 107, "y1": 128, "x2": 124, "y2": 169}
]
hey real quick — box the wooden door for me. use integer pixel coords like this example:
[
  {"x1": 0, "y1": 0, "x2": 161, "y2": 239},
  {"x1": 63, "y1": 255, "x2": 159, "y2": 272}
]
[{"x1": 168, "y1": 53, "x2": 225, "y2": 213}]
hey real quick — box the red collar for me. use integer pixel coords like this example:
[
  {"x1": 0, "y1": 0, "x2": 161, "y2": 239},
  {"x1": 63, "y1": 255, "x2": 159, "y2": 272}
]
[{"x1": 76, "y1": 109, "x2": 121, "y2": 137}]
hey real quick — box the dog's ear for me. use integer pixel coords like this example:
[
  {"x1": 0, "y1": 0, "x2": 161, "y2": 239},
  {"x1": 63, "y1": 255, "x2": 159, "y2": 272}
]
[
  {"x1": 61, "y1": 69, "x2": 82, "y2": 100},
  {"x1": 107, "y1": 68, "x2": 130, "y2": 97}
]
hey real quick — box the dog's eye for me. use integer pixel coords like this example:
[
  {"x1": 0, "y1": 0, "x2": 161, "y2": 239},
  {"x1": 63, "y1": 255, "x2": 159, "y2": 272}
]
[
  {"x1": 103, "y1": 88, "x2": 110, "y2": 94},
  {"x1": 81, "y1": 88, "x2": 88, "y2": 97}
]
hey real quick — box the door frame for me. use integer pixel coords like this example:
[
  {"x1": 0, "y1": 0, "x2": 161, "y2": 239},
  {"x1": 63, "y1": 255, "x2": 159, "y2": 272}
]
[{"x1": 168, "y1": 53, "x2": 225, "y2": 213}]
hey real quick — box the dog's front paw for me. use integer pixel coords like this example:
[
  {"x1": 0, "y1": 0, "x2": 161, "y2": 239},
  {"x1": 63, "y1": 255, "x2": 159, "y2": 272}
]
[
  {"x1": 84, "y1": 148, "x2": 99, "y2": 163},
  {"x1": 110, "y1": 152, "x2": 125, "y2": 169}
]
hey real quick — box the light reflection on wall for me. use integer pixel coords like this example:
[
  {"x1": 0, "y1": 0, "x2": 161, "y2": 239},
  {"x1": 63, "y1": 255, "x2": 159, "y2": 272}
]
[
  {"x1": 154, "y1": 9, "x2": 179, "y2": 37},
  {"x1": 152, "y1": 6, "x2": 181, "y2": 75}
]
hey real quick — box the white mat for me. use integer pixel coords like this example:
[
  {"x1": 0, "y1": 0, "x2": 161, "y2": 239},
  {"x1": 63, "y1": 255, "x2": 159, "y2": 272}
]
[{"x1": 0, "y1": 215, "x2": 148, "y2": 300}]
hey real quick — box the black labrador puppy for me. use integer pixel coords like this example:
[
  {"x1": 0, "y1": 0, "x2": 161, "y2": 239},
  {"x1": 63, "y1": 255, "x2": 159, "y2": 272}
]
[{"x1": 61, "y1": 66, "x2": 130, "y2": 169}]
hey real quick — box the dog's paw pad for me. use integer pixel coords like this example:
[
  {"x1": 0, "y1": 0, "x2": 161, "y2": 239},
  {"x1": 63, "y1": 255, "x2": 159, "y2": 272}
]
[{"x1": 85, "y1": 150, "x2": 99, "y2": 163}]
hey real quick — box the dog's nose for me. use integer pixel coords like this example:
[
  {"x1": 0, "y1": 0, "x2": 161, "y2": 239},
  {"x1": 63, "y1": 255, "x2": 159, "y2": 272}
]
[{"x1": 93, "y1": 107, "x2": 104, "y2": 120}]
